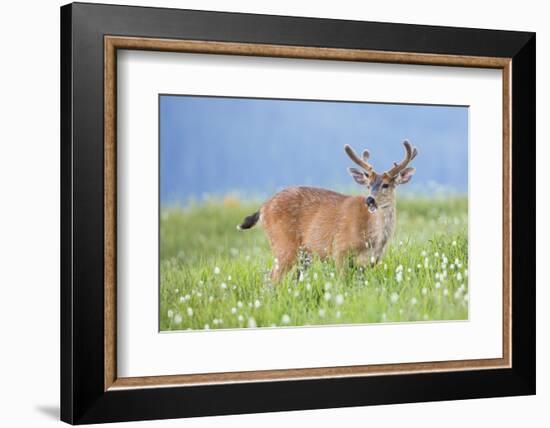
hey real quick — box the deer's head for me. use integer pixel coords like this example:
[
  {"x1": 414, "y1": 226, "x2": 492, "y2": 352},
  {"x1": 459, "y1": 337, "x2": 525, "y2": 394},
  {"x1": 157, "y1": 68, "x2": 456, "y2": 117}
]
[{"x1": 345, "y1": 141, "x2": 418, "y2": 213}]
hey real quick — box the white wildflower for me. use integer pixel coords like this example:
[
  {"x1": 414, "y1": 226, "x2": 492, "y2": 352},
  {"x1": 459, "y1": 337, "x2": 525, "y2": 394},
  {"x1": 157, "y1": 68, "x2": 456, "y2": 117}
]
[
  {"x1": 396, "y1": 264, "x2": 403, "y2": 272},
  {"x1": 421, "y1": 250, "x2": 427, "y2": 257},
  {"x1": 435, "y1": 282, "x2": 441, "y2": 289},
  {"x1": 204, "y1": 324, "x2": 210, "y2": 330},
  {"x1": 443, "y1": 288, "x2": 449, "y2": 296},
  {"x1": 247, "y1": 317, "x2": 257, "y2": 328},
  {"x1": 410, "y1": 297, "x2": 418, "y2": 305},
  {"x1": 318, "y1": 309, "x2": 326, "y2": 318},
  {"x1": 324, "y1": 292, "x2": 332, "y2": 301},
  {"x1": 456, "y1": 272, "x2": 463, "y2": 281},
  {"x1": 237, "y1": 301, "x2": 243, "y2": 308},
  {"x1": 335, "y1": 294, "x2": 344, "y2": 305},
  {"x1": 254, "y1": 299, "x2": 261, "y2": 308},
  {"x1": 187, "y1": 307, "x2": 193, "y2": 317},
  {"x1": 434, "y1": 252, "x2": 439, "y2": 258},
  {"x1": 231, "y1": 307, "x2": 237, "y2": 314},
  {"x1": 167, "y1": 309, "x2": 174, "y2": 318},
  {"x1": 390, "y1": 292, "x2": 399, "y2": 303},
  {"x1": 214, "y1": 266, "x2": 220, "y2": 274},
  {"x1": 324, "y1": 282, "x2": 332, "y2": 291},
  {"x1": 220, "y1": 282, "x2": 227, "y2": 289},
  {"x1": 421, "y1": 287, "x2": 428, "y2": 295},
  {"x1": 281, "y1": 314, "x2": 291, "y2": 324},
  {"x1": 237, "y1": 314, "x2": 244, "y2": 322},
  {"x1": 173, "y1": 314, "x2": 182, "y2": 325},
  {"x1": 336, "y1": 311, "x2": 341, "y2": 319},
  {"x1": 306, "y1": 283, "x2": 312, "y2": 291}
]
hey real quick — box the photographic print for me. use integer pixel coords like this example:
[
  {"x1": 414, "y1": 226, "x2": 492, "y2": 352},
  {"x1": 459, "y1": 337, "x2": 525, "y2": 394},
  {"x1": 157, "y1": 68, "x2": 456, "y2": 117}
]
[
  {"x1": 159, "y1": 95, "x2": 468, "y2": 331},
  {"x1": 62, "y1": 7, "x2": 534, "y2": 422}
]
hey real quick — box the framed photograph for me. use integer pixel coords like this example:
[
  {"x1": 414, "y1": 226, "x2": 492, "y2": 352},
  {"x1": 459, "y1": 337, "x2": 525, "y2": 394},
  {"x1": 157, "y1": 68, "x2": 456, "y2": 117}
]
[{"x1": 61, "y1": 2, "x2": 535, "y2": 424}]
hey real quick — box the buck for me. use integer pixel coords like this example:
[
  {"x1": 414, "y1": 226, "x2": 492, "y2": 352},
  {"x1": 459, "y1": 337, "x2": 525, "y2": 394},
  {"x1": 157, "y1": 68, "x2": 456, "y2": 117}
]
[{"x1": 238, "y1": 141, "x2": 418, "y2": 282}]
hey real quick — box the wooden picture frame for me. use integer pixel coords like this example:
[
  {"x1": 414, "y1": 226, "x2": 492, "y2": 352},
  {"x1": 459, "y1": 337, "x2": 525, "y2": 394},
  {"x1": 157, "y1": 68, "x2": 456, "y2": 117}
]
[{"x1": 61, "y1": 2, "x2": 535, "y2": 424}]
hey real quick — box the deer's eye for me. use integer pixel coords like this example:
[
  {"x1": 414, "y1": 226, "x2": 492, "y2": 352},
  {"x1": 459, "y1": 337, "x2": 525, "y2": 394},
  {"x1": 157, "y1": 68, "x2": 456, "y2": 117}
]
[{"x1": 382, "y1": 183, "x2": 389, "y2": 189}]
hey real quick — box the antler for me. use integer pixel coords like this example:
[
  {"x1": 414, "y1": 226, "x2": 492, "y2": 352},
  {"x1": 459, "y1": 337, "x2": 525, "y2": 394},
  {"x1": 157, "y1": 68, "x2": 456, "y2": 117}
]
[
  {"x1": 384, "y1": 140, "x2": 418, "y2": 178},
  {"x1": 344, "y1": 144, "x2": 375, "y2": 176}
]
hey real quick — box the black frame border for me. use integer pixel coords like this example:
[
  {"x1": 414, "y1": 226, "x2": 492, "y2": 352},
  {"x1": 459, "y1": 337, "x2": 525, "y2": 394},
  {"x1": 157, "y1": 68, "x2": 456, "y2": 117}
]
[{"x1": 61, "y1": 2, "x2": 535, "y2": 424}]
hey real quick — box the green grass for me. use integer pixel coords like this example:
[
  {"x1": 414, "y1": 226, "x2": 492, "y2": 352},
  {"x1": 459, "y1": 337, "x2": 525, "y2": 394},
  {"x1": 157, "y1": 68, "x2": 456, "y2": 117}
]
[{"x1": 160, "y1": 195, "x2": 468, "y2": 331}]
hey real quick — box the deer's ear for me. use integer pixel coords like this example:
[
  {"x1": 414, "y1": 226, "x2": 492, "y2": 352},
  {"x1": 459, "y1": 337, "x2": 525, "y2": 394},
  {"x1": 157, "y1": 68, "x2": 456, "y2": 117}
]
[
  {"x1": 395, "y1": 167, "x2": 415, "y2": 185},
  {"x1": 348, "y1": 167, "x2": 369, "y2": 185}
]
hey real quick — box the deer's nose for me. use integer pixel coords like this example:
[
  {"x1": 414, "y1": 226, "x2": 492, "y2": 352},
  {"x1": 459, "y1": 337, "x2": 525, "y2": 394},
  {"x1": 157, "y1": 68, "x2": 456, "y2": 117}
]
[{"x1": 366, "y1": 196, "x2": 376, "y2": 206}]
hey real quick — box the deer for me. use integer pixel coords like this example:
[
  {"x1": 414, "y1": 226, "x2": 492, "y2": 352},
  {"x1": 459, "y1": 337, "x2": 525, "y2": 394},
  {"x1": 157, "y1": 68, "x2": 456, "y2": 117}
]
[{"x1": 237, "y1": 141, "x2": 418, "y2": 283}]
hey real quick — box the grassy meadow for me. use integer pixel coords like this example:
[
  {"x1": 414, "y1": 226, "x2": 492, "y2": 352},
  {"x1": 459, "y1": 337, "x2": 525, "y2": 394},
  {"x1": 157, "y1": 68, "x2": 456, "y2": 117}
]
[{"x1": 160, "y1": 195, "x2": 468, "y2": 331}]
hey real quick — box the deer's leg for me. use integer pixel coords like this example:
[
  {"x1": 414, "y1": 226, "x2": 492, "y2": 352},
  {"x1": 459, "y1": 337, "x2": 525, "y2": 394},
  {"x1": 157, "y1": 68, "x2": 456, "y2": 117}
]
[
  {"x1": 333, "y1": 245, "x2": 359, "y2": 272},
  {"x1": 356, "y1": 251, "x2": 377, "y2": 268},
  {"x1": 334, "y1": 251, "x2": 347, "y2": 270},
  {"x1": 270, "y1": 247, "x2": 297, "y2": 283},
  {"x1": 262, "y1": 217, "x2": 300, "y2": 283}
]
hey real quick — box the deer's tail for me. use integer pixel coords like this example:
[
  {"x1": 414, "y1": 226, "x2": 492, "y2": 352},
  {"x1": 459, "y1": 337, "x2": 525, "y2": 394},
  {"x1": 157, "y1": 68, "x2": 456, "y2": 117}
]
[{"x1": 237, "y1": 211, "x2": 260, "y2": 230}]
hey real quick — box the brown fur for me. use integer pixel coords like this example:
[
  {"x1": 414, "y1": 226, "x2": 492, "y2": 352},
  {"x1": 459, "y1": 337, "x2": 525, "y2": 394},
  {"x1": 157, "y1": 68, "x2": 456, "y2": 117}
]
[{"x1": 259, "y1": 186, "x2": 396, "y2": 282}]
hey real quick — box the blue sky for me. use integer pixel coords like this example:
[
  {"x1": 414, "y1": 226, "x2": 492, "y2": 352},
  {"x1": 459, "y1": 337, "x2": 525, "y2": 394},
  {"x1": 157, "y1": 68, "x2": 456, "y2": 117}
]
[{"x1": 160, "y1": 95, "x2": 468, "y2": 205}]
